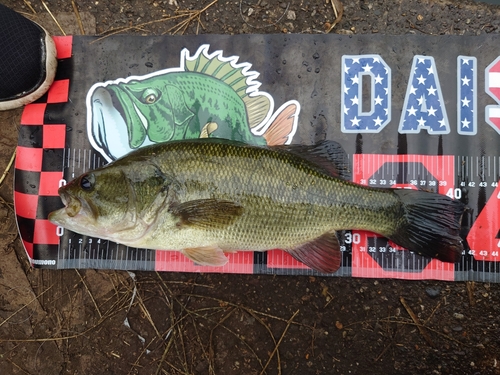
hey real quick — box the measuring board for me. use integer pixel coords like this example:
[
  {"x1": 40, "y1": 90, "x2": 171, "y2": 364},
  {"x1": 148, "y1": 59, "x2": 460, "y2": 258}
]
[{"x1": 14, "y1": 34, "x2": 500, "y2": 282}]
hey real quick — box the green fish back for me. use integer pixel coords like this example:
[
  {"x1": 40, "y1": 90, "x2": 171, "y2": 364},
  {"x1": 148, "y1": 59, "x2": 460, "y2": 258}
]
[{"x1": 183, "y1": 48, "x2": 271, "y2": 129}]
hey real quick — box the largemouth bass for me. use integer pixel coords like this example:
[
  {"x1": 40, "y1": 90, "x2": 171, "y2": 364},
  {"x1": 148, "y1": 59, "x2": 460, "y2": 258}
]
[{"x1": 49, "y1": 139, "x2": 465, "y2": 273}]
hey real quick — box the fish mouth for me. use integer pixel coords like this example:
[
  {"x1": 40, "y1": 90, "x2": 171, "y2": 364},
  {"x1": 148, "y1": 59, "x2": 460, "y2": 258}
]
[
  {"x1": 48, "y1": 190, "x2": 82, "y2": 224},
  {"x1": 108, "y1": 88, "x2": 149, "y2": 134},
  {"x1": 107, "y1": 88, "x2": 127, "y2": 128},
  {"x1": 60, "y1": 190, "x2": 82, "y2": 218},
  {"x1": 88, "y1": 87, "x2": 136, "y2": 162},
  {"x1": 107, "y1": 84, "x2": 149, "y2": 148}
]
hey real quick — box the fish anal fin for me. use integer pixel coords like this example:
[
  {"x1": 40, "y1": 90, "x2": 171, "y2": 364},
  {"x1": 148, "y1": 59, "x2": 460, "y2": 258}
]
[
  {"x1": 170, "y1": 199, "x2": 243, "y2": 229},
  {"x1": 285, "y1": 232, "x2": 341, "y2": 274},
  {"x1": 274, "y1": 140, "x2": 352, "y2": 180},
  {"x1": 182, "y1": 246, "x2": 228, "y2": 267},
  {"x1": 263, "y1": 102, "x2": 298, "y2": 146}
]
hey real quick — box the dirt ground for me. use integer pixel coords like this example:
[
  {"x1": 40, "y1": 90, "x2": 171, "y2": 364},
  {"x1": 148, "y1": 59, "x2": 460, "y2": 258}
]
[{"x1": 1, "y1": 0, "x2": 500, "y2": 374}]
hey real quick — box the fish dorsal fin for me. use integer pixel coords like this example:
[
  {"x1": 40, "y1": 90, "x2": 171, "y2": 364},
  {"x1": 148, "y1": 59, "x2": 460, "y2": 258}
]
[
  {"x1": 182, "y1": 246, "x2": 228, "y2": 267},
  {"x1": 183, "y1": 46, "x2": 254, "y2": 99},
  {"x1": 170, "y1": 199, "x2": 243, "y2": 229},
  {"x1": 285, "y1": 232, "x2": 341, "y2": 274},
  {"x1": 183, "y1": 46, "x2": 272, "y2": 129},
  {"x1": 274, "y1": 141, "x2": 352, "y2": 180}
]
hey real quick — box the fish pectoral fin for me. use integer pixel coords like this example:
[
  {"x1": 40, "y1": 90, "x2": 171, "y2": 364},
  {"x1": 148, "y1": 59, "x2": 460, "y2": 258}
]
[
  {"x1": 182, "y1": 246, "x2": 228, "y2": 267},
  {"x1": 200, "y1": 122, "x2": 219, "y2": 138},
  {"x1": 170, "y1": 199, "x2": 243, "y2": 229},
  {"x1": 285, "y1": 232, "x2": 341, "y2": 274}
]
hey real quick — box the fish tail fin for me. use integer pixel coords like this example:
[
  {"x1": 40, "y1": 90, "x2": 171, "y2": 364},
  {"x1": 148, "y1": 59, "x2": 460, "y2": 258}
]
[
  {"x1": 389, "y1": 189, "x2": 465, "y2": 263},
  {"x1": 261, "y1": 101, "x2": 299, "y2": 146}
]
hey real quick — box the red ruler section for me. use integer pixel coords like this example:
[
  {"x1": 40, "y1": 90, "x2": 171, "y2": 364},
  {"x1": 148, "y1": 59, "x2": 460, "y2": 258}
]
[
  {"x1": 351, "y1": 154, "x2": 456, "y2": 280},
  {"x1": 155, "y1": 250, "x2": 255, "y2": 274},
  {"x1": 267, "y1": 249, "x2": 311, "y2": 270},
  {"x1": 467, "y1": 184, "x2": 500, "y2": 262}
]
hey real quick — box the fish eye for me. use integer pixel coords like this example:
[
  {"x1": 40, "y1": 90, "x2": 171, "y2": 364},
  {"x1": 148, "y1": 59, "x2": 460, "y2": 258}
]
[
  {"x1": 145, "y1": 94, "x2": 156, "y2": 104},
  {"x1": 80, "y1": 173, "x2": 95, "y2": 190},
  {"x1": 141, "y1": 88, "x2": 160, "y2": 104}
]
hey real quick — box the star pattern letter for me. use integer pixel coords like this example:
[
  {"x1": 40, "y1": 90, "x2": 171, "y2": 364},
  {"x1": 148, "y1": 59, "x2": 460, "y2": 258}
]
[
  {"x1": 457, "y1": 56, "x2": 477, "y2": 135},
  {"x1": 342, "y1": 55, "x2": 391, "y2": 133},
  {"x1": 399, "y1": 56, "x2": 450, "y2": 134}
]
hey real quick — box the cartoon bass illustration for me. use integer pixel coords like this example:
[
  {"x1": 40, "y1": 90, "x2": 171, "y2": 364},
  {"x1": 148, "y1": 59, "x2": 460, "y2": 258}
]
[{"x1": 87, "y1": 45, "x2": 300, "y2": 162}]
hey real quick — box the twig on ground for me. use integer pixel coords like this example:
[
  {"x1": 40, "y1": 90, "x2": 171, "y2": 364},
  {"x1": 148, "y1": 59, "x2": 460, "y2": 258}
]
[
  {"x1": 5, "y1": 357, "x2": 31, "y2": 375},
  {"x1": 166, "y1": 0, "x2": 218, "y2": 35},
  {"x1": 93, "y1": 0, "x2": 217, "y2": 43},
  {"x1": 0, "y1": 195, "x2": 14, "y2": 208},
  {"x1": 23, "y1": 0, "x2": 36, "y2": 14},
  {"x1": 155, "y1": 333, "x2": 178, "y2": 375},
  {"x1": 0, "y1": 285, "x2": 52, "y2": 329},
  {"x1": 400, "y1": 297, "x2": 434, "y2": 347},
  {"x1": 374, "y1": 322, "x2": 401, "y2": 362},
  {"x1": 0, "y1": 149, "x2": 16, "y2": 188},
  {"x1": 239, "y1": 0, "x2": 289, "y2": 29},
  {"x1": 91, "y1": 14, "x2": 186, "y2": 43},
  {"x1": 310, "y1": 321, "x2": 316, "y2": 357},
  {"x1": 208, "y1": 307, "x2": 235, "y2": 374},
  {"x1": 424, "y1": 299, "x2": 443, "y2": 326},
  {"x1": 326, "y1": 0, "x2": 344, "y2": 33},
  {"x1": 75, "y1": 270, "x2": 102, "y2": 318},
  {"x1": 40, "y1": 0, "x2": 66, "y2": 35},
  {"x1": 137, "y1": 292, "x2": 162, "y2": 340},
  {"x1": 260, "y1": 309, "x2": 299, "y2": 375},
  {"x1": 406, "y1": 19, "x2": 434, "y2": 35},
  {"x1": 466, "y1": 281, "x2": 476, "y2": 306},
  {"x1": 71, "y1": 0, "x2": 85, "y2": 35},
  {"x1": 183, "y1": 293, "x2": 310, "y2": 328}
]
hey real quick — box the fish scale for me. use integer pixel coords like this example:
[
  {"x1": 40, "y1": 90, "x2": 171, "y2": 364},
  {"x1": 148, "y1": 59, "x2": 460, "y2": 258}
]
[{"x1": 147, "y1": 140, "x2": 397, "y2": 247}]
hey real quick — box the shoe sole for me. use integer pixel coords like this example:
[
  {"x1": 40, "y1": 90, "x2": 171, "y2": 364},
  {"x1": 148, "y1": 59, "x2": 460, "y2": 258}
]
[{"x1": 0, "y1": 26, "x2": 58, "y2": 111}]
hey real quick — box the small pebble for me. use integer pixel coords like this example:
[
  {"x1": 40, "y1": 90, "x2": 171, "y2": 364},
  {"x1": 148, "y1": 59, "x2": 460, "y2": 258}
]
[
  {"x1": 425, "y1": 287, "x2": 441, "y2": 298},
  {"x1": 453, "y1": 313, "x2": 465, "y2": 320},
  {"x1": 452, "y1": 326, "x2": 463, "y2": 332}
]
